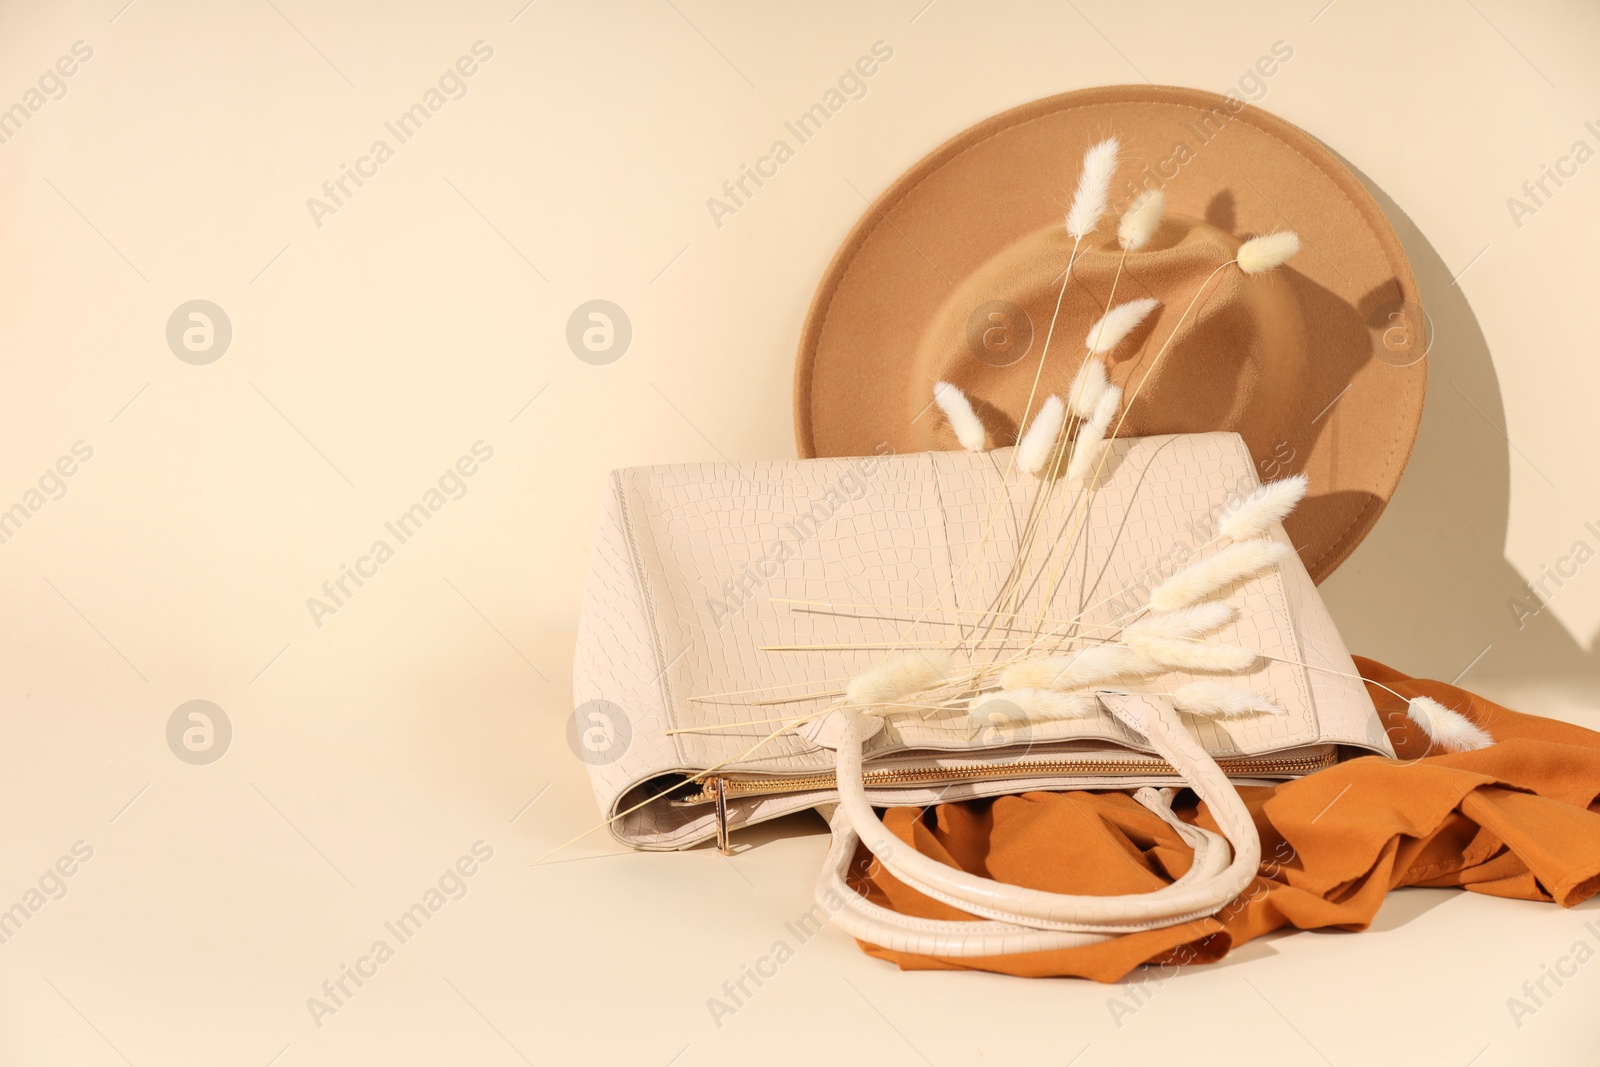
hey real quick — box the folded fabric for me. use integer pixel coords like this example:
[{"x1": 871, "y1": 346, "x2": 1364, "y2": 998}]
[{"x1": 849, "y1": 657, "x2": 1600, "y2": 981}]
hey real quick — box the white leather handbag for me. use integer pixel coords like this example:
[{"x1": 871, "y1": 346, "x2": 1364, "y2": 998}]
[{"x1": 571, "y1": 432, "x2": 1391, "y2": 954}]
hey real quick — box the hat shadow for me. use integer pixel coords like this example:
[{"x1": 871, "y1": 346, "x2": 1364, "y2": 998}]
[{"x1": 1316, "y1": 160, "x2": 1600, "y2": 702}]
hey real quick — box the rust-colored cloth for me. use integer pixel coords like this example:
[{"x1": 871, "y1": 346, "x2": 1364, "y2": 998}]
[{"x1": 850, "y1": 658, "x2": 1600, "y2": 980}]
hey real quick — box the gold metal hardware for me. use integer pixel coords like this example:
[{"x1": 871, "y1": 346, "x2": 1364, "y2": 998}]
[
  {"x1": 707, "y1": 776, "x2": 732, "y2": 855},
  {"x1": 681, "y1": 750, "x2": 1336, "y2": 806}
]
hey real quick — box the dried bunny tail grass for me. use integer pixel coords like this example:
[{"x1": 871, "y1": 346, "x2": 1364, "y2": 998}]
[
  {"x1": 1067, "y1": 357, "x2": 1109, "y2": 419},
  {"x1": 1173, "y1": 682, "x2": 1285, "y2": 718},
  {"x1": 1066, "y1": 385, "x2": 1121, "y2": 485},
  {"x1": 1065, "y1": 138, "x2": 1120, "y2": 240},
  {"x1": 1219, "y1": 474, "x2": 1309, "y2": 541},
  {"x1": 1067, "y1": 430, "x2": 1107, "y2": 487},
  {"x1": 933, "y1": 381, "x2": 986, "y2": 452},
  {"x1": 1090, "y1": 383, "x2": 1121, "y2": 426},
  {"x1": 971, "y1": 688, "x2": 1099, "y2": 725},
  {"x1": 1237, "y1": 231, "x2": 1301, "y2": 275},
  {"x1": 1125, "y1": 635, "x2": 1260, "y2": 673},
  {"x1": 1117, "y1": 189, "x2": 1166, "y2": 251},
  {"x1": 1016, "y1": 394, "x2": 1066, "y2": 476},
  {"x1": 846, "y1": 650, "x2": 953, "y2": 708},
  {"x1": 1149, "y1": 539, "x2": 1294, "y2": 612},
  {"x1": 999, "y1": 644, "x2": 1162, "y2": 691},
  {"x1": 1406, "y1": 696, "x2": 1493, "y2": 752},
  {"x1": 1085, "y1": 297, "x2": 1160, "y2": 355},
  {"x1": 1127, "y1": 602, "x2": 1237, "y2": 640}
]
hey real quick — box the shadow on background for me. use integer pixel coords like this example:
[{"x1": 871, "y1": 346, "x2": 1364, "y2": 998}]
[{"x1": 1320, "y1": 164, "x2": 1600, "y2": 706}]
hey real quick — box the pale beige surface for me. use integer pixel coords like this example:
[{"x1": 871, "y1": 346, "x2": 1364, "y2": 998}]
[{"x1": 2, "y1": 0, "x2": 1598, "y2": 1063}]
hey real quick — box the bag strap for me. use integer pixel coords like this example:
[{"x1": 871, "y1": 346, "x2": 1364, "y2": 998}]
[
  {"x1": 820, "y1": 697, "x2": 1261, "y2": 945},
  {"x1": 817, "y1": 787, "x2": 1232, "y2": 957}
]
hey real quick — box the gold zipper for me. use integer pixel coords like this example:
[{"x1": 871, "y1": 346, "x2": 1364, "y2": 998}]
[
  {"x1": 685, "y1": 750, "x2": 1335, "y2": 805},
  {"x1": 705, "y1": 776, "x2": 732, "y2": 855}
]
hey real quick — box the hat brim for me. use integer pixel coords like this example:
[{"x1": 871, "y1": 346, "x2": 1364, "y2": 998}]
[{"x1": 794, "y1": 85, "x2": 1425, "y2": 583}]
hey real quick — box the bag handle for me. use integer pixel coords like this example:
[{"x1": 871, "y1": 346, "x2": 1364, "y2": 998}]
[
  {"x1": 817, "y1": 787, "x2": 1232, "y2": 957},
  {"x1": 819, "y1": 696, "x2": 1261, "y2": 948}
]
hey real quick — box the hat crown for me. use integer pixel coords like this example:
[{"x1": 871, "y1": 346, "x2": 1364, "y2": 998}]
[{"x1": 910, "y1": 212, "x2": 1307, "y2": 459}]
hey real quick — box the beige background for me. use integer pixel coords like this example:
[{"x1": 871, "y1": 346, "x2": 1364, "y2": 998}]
[{"x1": 2, "y1": 0, "x2": 1598, "y2": 1063}]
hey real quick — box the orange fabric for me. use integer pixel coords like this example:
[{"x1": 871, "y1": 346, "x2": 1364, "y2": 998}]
[{"x1": 850, "y1": 658, "x2": 1600, "y2": 980}]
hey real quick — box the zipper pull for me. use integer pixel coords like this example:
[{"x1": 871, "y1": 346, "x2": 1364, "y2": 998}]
[{"x1": 706, "y1": 776, "x2": 732, "y2": 855}]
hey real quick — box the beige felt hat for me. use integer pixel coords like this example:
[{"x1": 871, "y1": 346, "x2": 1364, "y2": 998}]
[{"x1": 794, "y1": 85, "x2": 1426, "y2": 583}]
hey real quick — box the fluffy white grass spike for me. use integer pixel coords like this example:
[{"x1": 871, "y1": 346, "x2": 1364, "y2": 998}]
[
  {"x1": 1067, "y1": 385, "x2": 1121, "y2": 484},
  {"x1": 1117, "y1": 189, "x2": 1166, "y2": 252},
  {"x1": 1125, "y1": 635, "x2": 1259, "y2": 673},
  {"x1": 1406, "y1": 695, "x2": 1493, "y2": 752},
  {"x1": 970, "y1": 688, "x2": 1098, "y2": 726},
  {"x1": 1149, "y1": 539, "x2": 1294, "y2": 613},
  {"x1": 1090, "y1": 384, "x2": 1120, "y2": 425},
  {"x1": 1067, "y1": 357, "x2": 1108, "y2": 419},
  {"x1": 1000, "y1": 644, "x2": 1162, "y2": 692},
  {"x1": 1219, "y1": 474, "x2": 1309, "y2": 541},
  {"x1": 1127, "y1": 602, "x2": 1237, "y2": 640},
  {"x1": 846, "y1": 650, "x2": 952, "y2": 709},
  {"x1": 1065, "y1": 138, "x2": 1119, "y2": 240},
  {"x1": 1173, "y1": 682, "x2": 1285, "y2": 718},
  {"x1": 932, "y1": 381, "x2": 986, "y2": 453},
  {"x1": 1085, "y1": 297, "x2": 1160, "y2": 355},
  {"x1": 1237, "y1": 231, "x2": 1301, "y2": 275},
  {"x1": 1016, "y1": 394, "x2": 1065, "y2": 477},
  {"x1": 1066, "y1": 427, "x2": 1106, "y2": 486}
]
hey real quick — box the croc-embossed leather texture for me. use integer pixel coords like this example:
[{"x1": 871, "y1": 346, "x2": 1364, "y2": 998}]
[{"x1": 573, "y1": 433, "x2": 1391, "y2": 854}]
